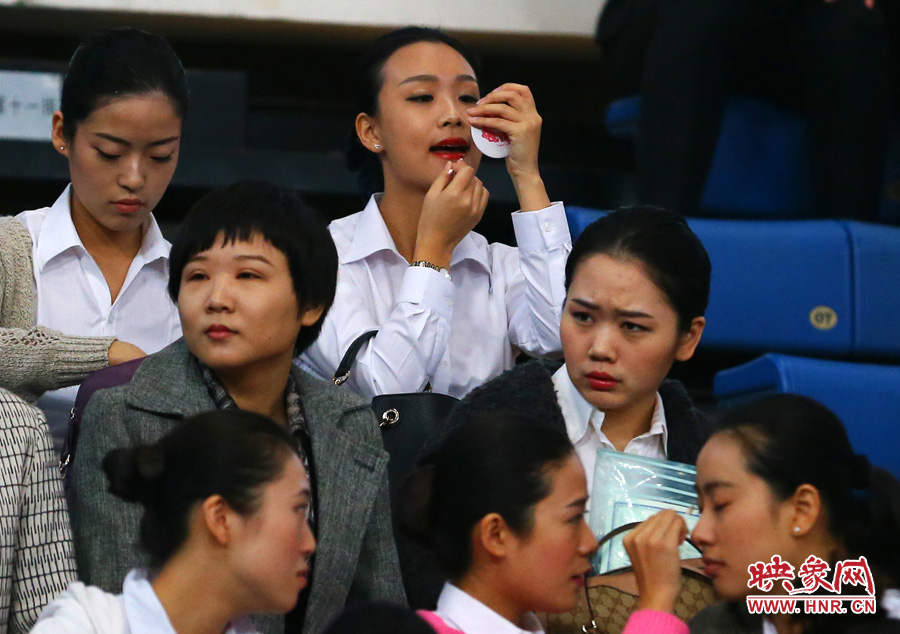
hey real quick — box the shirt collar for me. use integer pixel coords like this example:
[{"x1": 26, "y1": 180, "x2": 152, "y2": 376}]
[
  {"x1": 551, "y1": 364, "x2": 668, "y2": 452},
  {"x1": 121, "y1": 569, "x2": 178, "y2": 634},
  {"x1": 341, "y1": 194, "x2": 491, "y2": 273},
  {"x1": 436, "y1": 583, "x2": 544, "y2": 634},
  {"x1": 34, "y1": 184, "x2": 170, "y2": 271},
  {"x1": 552, "y1": 363, "x2": 596, "y2": 445},
  {"x1": 122, "y1": 569, "x2": 257, "y2": 634},
  {"x1": 34, "y1": 185, "x2": 84, "y2": 271}
]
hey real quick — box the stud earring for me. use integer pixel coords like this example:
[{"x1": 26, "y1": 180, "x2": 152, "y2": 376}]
[
  {"x1": 59, "y1": 146, "x2": 65, "y2": 151},
  {"x1": 374, "y1": 144, "x2": 382, "y2": 151},
  {"x1": 793, "y1": 526, "x2": 801, "y2": 534}
]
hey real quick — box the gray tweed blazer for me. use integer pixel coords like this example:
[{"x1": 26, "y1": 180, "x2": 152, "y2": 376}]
[{"x1": 67, "y1": 339, "x2": 405, "y2": 634}]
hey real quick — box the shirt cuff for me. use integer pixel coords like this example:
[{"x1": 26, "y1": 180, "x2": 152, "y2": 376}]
[
  {"x1": 512, "y1": 202, "x2": 570, "y2": 251},
  {"x1": 396, "y1": 265, "x2": 455, "y2": 321},
  {"x1": 622, "y1": 610, "x2": 688, "y2": 634}
]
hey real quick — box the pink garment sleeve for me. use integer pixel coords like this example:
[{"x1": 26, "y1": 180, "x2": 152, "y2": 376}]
[
  {"x1": 622, "y1": 610, "x2": 688, "y2": 634},
  {"x1": 416, "y1": 610, "x2": 468, "y2": 634}
]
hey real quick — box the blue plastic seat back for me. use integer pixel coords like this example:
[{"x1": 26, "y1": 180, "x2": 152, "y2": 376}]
[
  {"x1": 565, "y1": 206, "x2": 608, "y2": 241},
  {"x1": 687, "y1": 219, "x2": 852, "y2": 354},
  {"x1": 843, "y1": 221, "x2": 900, "y2": 356},
  {"x1": 604, "y1": 95, "x2": 812, "y2": 218},
  {"x1": 714, "y1": 354, "x2": 900, "y2": 478}
]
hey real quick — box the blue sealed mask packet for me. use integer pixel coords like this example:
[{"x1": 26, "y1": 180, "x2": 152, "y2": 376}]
[{"x1": 589, "y1": 449, "x2": 702, "y2": 574}]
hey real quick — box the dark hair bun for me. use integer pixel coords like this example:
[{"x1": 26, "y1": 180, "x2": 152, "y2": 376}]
[{"x1": 103, "y1": 445, "x2": 165, "y2": 504}]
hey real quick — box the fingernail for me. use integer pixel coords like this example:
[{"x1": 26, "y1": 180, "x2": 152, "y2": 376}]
[{"x1": 467, "y1": 107, "x2": 476, "y2": 114}]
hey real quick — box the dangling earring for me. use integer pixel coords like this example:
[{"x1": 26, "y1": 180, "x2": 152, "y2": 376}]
[{"x1": 374, "y1": 144, "x2": 382, "y2": 151}]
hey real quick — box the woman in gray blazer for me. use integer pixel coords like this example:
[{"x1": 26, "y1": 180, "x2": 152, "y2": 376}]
[{"x1": 67, "y1": 181, "x2": 405, "y2": 634}]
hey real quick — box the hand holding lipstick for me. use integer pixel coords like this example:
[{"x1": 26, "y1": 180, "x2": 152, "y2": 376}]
[
  {"x1": 623, "y1": 510, "x2": 690, "y2": 614},
  {"x1": 467, "y1": 83, "x2": 550, "y2": 212},
  {"x1": 414, "y1": 162, "x2": 490, "y2": 269}
]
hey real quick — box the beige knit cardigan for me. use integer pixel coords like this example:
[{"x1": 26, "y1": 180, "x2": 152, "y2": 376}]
[{"x1": 0, "y1": 216, "x2": 114, "y2": 403}]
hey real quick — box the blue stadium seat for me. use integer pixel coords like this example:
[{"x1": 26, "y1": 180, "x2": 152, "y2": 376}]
[
  {"x1": 843, "y1": 221, "x2": 900, "y2": 356},
  {"x1": 714, "y1": 354, "x2": 900, "y2": 478},
  {"x1": 565, "y1": 211, "x2": 900, "y2": 358},
  {"x1": 565, "y1": 206, "x2": 607, "y2": 240},
  {"x1": 604, "y1": 96, "x2": 812, "y2": 218},
  {"x1": 687, "y1": 218, "x2": 853, "y2": 355}
]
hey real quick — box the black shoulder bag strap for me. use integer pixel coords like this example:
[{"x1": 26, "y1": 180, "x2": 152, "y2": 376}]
[{"x1": 333, "y1": 330, "x2": 378, "y2": 386}]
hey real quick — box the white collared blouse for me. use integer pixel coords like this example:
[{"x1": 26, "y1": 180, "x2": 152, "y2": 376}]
[
  {"x1": 299, "y1": 194, "x2": 571, "y2": 399},
  {"x1": 434, "y1": 583, "x2": 544, "y2": 634},
  {"x1": 31, "y1": 569, "x2": 257, "y2": 634},
  {"x1": 551, "y1": 363, "x2": 668, "y2": 492},
  {"x1": 17, "y1": 186, "x2": 182, "y2": 443}
]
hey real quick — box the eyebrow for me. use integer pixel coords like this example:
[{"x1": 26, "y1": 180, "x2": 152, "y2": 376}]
[
  {"x1": 567, "y1": 495, "x2": 590, "y2": 509},
  {"x1": 570, "y1": 298, "x2": 654, "y2": 319},
  {"x1": 399, "y1": 74, "x2": 478, "y2": 85},
  {"x1": 186, "y1": 254, "x2": 273, "y2": 265},
  {"x1": 93, "y1": 132, "x2": 180, "y2": 147},
  {"x1": 698, "y1": 480, "x2": 734, "y2": 496},
  {"x1": 235, "y1": 255, "x2": 273, "y2": 265}
]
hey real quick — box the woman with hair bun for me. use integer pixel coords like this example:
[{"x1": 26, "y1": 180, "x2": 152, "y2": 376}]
[
  {"x1": 627, "y1": 394, "x2": 900, "y2": 634},
  {"x1": 32, "y1": 409, "x2": 316, "y2": 634},
  {"x1": 406, "y1": 409, "x2": 691, "y2": 634},
  {"x1": 300, "y1": 26, "x2": 571, "y2": 400},
  {"x1": 454, "y1": 205, "x2": 712, "y2": 493},
  {"x1": 0, "y1": 27, "x2": 186, "y2": 444}
]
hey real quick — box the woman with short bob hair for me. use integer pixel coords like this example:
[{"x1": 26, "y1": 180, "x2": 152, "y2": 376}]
[
  {"x1": 34, "y1": 409, "x2": 316, "y2": 633},
  {"x1": 69, "y1": 181, "x2": 405, "y2": 634}
]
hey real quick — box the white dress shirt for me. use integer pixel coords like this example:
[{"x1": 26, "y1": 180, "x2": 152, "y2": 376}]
[
  {"x1": 551, "y1": 364, "x2": 668, "y2": 492},
  {"x1": 17, "y1": 186, "x2": 182, "y2": 443},
  {"x1": 299, "y1": 194, "x2": 571, "y2": 399},
  {"x1": 31, "y1": 568, "x2": 257, "y2": 634},
  {"x1": 434, "y1": 583, "x2": 544, "y2": 634}
]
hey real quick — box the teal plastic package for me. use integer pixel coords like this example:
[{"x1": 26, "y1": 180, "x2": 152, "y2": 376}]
[{"x1": 589, "y1": 449, "x2": 701, "y2": 573}]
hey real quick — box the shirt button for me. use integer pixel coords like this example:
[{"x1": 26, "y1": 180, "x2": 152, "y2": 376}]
[
  {"x1": 445, "y1": 297, "x2": 454, "y2": 308},
  {"x1": 439, "y1": 362, "x2": 448, "y2": 369},
  {"x1": 542, "y1": 221, "x2": 555, "y2": 233}
]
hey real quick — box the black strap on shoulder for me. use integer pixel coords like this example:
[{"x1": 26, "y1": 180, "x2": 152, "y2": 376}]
[{"x1": 333, "y1": 330, "x2": 378, "y2": 385}]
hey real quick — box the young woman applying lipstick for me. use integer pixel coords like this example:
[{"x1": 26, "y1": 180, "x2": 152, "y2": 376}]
[
  {"x1": 454, "y1": 206, "x2": 711, "y2": 492},
  {"x1": 0, "y1": 28, "x2": 185, "y2": 446},
  {"x1": 299, "y1": 27, "x2": 571, "y2": 399}
]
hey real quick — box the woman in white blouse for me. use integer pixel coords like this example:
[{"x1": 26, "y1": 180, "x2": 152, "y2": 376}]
[
  {"x1": 405, "y1": 410, "x2": 689, "y2": 634},
  {"x1": 0, "y1": 27, "x2": 185, "y2": 444},
  {"x1": 299, "y1": 27, "x2": 571, "y2": 399},
  {"x1": 32, "y1": 409, "x2": 316, "y2": 634}
]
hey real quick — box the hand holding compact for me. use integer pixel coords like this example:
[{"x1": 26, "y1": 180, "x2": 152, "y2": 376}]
[{"x1": 467, "y1": 83, "x2": 549, "y2": 211}]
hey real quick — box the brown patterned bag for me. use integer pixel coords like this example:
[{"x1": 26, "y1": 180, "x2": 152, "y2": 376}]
[{"x1": 545, "y1": 522, "x2": 718, "y2": 634}]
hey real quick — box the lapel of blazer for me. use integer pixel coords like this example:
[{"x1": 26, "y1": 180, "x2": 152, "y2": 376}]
[
  {"x1": 294, "y1": 368, "x2": 388, "y2": 630},
  {"x1": 123, "y1": 339, "x2": 215, "y2": 418}
]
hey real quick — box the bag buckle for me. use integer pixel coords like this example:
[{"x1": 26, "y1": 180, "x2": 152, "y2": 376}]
[
  {"x1": 380, "y1": 408, "x2": 400, "y2": 428},
  {"x1": 333, "y1": 371, "x2": 350, "y2": 386}
]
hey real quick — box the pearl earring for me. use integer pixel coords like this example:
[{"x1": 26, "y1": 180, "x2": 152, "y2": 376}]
[
  {"x1": 374, "y1": 144, "x2": 382, "y2": 151},
  {"x1": 59, "y1": 146, "x2": 65, "y2": 151},
  {"x1": 793, "y1": 526, "x2": 801, "y2": 534}
]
